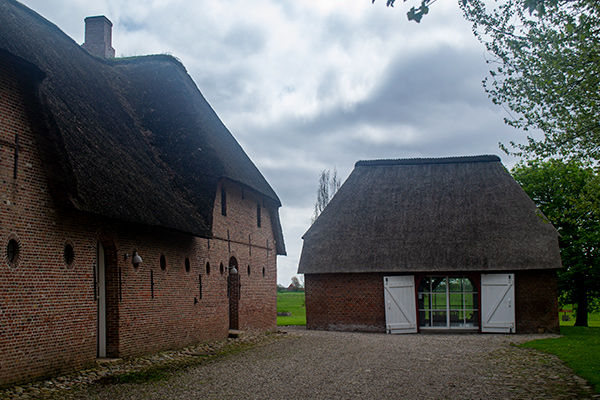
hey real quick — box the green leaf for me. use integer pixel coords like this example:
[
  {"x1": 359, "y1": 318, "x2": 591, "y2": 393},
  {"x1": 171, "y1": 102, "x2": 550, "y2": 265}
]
[
  {"x1": 463, "y1": 0, "x2": 600, "y2": 162},
  {"x1": 565, "y1": 23, "x2": 574, "y2": 33}
]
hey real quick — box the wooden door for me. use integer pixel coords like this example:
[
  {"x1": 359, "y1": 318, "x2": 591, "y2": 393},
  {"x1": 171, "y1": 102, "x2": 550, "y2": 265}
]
[
  {"x1": 228, "y1": 273, "x2": 239, "y2": 330},
  {"x1": 97, "y1": 243, "x2": 107, "y2": 357},
  {"x1": 481, "y1": 273, "x2": 515, "y2": 333},
  {"x1": 384, "y1": 276, "x2": 417, "y2": 334}
]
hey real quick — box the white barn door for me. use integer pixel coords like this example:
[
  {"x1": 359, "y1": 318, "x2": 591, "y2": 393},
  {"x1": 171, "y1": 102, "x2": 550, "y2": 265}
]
[
  {"x1": 384, "y1": 276, "x2": 417, "y2": 334},
  {"x1": 481, "y1": 273, "x2": 515, "y2": 333}
]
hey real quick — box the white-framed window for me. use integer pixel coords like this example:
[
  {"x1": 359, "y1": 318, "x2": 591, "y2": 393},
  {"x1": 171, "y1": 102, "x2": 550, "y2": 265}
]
[{"x1": 417, "y1": 276, "x2": 479, "y2": 329}]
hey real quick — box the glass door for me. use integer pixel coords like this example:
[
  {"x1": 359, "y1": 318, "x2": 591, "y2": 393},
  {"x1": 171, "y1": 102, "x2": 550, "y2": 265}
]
[{"x1": 418, "y1": 276, "x2": 478, "y2": 330}]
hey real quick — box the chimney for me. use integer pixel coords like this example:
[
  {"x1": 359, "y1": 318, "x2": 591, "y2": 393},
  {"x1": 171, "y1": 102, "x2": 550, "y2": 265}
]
[{"x1": 82, "y1": 16, "x2": 115, "y2": 59}]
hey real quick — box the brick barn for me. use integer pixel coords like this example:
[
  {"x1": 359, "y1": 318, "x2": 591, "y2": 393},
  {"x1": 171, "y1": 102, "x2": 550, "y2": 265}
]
[
  {"x1": 298, "y1": 155, "x2": 560, "y2": 334},
  {"x1": 0, "y1": 0, "x2": 285, "y2": 386}
]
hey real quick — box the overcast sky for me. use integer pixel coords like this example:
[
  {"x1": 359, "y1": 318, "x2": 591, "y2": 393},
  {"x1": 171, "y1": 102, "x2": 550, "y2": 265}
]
[{"x1": 20, "y1": 0, "x2": 528, "y2": 286}]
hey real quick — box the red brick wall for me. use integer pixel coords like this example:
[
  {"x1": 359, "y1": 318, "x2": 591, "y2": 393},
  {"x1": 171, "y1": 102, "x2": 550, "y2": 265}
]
[
  {"x1": 515, "y1": 269, "x2": 560, "y2": 334},
  {"x1": 305, "y1": 273, "x2": 386, "y2": 332},
  {"x1": 305, "y1": 271, "x2": 560, "y2": 334},
  {"x1": 0, "y1": 55, "x2": 278, "y2": 386},
  {"x1": 212, "y1": 181, "x2": 278, "y2": 333},
  {"x1": 1, "y1": 55, "x2": 99, "y2": 385}
]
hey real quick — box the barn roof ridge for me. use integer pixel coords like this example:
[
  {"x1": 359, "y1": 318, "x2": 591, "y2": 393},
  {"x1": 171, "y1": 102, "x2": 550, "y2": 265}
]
[{"x1": 355, "y1": 154, "x2": 500, "y2": 167}]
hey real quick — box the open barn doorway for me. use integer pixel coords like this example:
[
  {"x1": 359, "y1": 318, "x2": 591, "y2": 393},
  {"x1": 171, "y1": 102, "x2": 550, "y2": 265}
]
[{"x1": 417, "y1": 276, "x2": 479, "y2": 331}]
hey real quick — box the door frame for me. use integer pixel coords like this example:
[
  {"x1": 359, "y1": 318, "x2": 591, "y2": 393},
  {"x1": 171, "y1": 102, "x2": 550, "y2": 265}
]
[
  {"x1": 385, "y1": 273, "x2": 517, "y2": 334},
  {"x1": 97, "y1": 242, "x2": 107, "y2": 357},
  {"x1": 414, "y1": 273, "x2": 481, "y2": 332},
  {"x1": 96, "y1": 239, "x2": 119, "y2": 357}
]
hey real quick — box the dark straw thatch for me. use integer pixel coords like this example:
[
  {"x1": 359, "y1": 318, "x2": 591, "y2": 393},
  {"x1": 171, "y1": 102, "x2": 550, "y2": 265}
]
[
  {"x1": 0, "y1": 0, "x2": 284, "y2": 254},
  {"x1": 298, "y1": 155, "x2": 560, "y2": 274}
]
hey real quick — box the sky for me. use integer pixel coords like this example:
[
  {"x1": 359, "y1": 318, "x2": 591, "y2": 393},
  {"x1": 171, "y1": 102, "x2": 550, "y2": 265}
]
[{"x1": 19, "y1": 0, "x2": 529, "y2": 286}]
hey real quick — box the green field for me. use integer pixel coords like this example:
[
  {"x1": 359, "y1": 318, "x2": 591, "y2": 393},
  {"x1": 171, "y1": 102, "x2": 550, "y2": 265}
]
[
  {"x1": 522, "y1": 326, "x2": 600, "y2": 393},
  {"x1": 276, "y1": 291, "x2": 306, "y2": 326}
]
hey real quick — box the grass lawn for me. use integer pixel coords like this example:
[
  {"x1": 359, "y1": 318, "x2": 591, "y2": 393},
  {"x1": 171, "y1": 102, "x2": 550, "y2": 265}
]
[
  {"x1": 276, "y1": 291, "x2": 306, "y2": 326},
  {"x1": 522, "y1": 317, "x2": 600, "y2": 394},
  {"x1": 559, "y1": 307, "x2": 600, "y2": 327}
]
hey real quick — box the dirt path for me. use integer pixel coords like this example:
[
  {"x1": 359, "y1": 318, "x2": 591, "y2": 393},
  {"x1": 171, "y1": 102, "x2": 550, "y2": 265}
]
[{"x1": 3, "y1": 328, "x2": 598, "y2": 399}]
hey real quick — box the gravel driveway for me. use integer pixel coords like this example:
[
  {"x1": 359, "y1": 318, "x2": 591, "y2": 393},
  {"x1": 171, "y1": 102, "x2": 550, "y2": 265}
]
[
  {"x1": 56, "y1": 327, "x2": 595, "y2": 400},
  {"x1": 4, "y1": 328, "x2": 597, "y2": 399}
]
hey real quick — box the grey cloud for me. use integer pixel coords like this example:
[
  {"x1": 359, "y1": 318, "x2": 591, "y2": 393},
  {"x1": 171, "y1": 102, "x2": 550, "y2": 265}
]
[
  {"x1": 232, "y1": 42, "x2": 521, "y2": 215},
  {"x1": 223, "y1": 24, "x2": 268, "y2": 57},
  {"x1": 373, "y1": 47, "x2": 489, "y2": 109},
  {"x1": 120, "y1": 17, "x2": 145, "y2": 32},
  {"x1": 316, "y1": 69, "x2": 341, "y2": 103}
]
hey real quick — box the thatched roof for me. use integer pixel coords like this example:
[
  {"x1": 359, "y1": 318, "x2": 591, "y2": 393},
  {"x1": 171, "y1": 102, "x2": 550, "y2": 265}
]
[
  {"x1": 0, "y1": 0, "x2": 284, "y2": 254},
  {"x1": 298, "y1": 155, "x2": 561, "y2": 274}
]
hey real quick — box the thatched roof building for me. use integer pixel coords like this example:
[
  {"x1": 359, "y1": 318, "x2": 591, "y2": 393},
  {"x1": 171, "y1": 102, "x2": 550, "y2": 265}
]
[
  {"x1": 299, "y1": 155, "x2": 560, "y2": 274},
  {"x1": 299, "y1": 155, "x2": 561, "y2": 334},
  {"x1": 0, "y1": 0, "x2": 284, "y2": 254},
  {"x1": 1, "y1": 1, "x2": 286, "y2": 385}
]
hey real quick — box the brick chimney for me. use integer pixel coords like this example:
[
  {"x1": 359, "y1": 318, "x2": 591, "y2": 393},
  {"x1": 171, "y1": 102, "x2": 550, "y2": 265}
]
[{"x1": 82, "y1": 16, "x2": 115, "y2": 58}]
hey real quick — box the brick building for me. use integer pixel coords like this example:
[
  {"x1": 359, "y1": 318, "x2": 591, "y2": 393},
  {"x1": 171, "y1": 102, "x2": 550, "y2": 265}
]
[
  {"x1": 298, "y1": 156, "x2": 560, "y2": 334},
  {"x1": 0, "y1": 0, "x2": 285, "y2": 386}
]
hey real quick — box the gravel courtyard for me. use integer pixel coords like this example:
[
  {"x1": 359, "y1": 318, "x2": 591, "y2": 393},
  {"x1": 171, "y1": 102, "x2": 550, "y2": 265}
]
[{"x1": 3, "y1": 328, "x2": 598, "y2": 399}]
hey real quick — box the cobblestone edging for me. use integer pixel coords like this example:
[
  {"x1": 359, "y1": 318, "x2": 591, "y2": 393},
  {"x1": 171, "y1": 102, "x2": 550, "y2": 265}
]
[
  {"x1": 484, "y1": 341, "x2": 598, "y2": 399},
  {"x1": 0, "y1": 331, "x2": 289, "y2": 400}
]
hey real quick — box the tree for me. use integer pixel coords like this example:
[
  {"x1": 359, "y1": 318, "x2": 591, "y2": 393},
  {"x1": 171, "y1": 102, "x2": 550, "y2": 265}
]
[
  {"x1": 373, "y1": 0, "x2": 575, "y2": 24},
  {"x1": 289, "y1": 276, "x2": 303, "y2": 291},
  {"x1": 373, "y1": 0, "x2": 552, "y2": 23},
  {"x1": 372, "y1": 0, "x2": 438, "y2": 22},
  {"x1": 311, "y1": 168, "x2": 341, "y2": 223},
  {"x1": 511, "y1": 159, "x2": 600, "y2": 326},
  {"x1": 461, "y1": 0, "x2": 600, "y2": 162},
  {"x1": 376, "y1": 0, "x2": 600, "y2": 162},
  {"x1": 375, "y1": 0, "x2": 600, "y2": 161}
]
